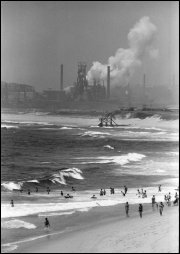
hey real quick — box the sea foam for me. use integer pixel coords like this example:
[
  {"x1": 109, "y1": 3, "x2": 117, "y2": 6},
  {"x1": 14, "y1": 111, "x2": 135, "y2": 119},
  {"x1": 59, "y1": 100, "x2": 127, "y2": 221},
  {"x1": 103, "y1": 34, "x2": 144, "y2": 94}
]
[
  {"x1": 81, "y1": 131, "x2": 111, "y2": 138},
  {"x1": 1, "y1": 219, "x2": 36, "y2": 229},
  {"x1": 75, "y1": 153, "x2": 146, "y2": 166},
  {"x1": 1, "y1": 186, "x2": 177, "y2": 218},
  {"x1": 1, "y1": 182, "x2": 23, "y2": 191},
  {"x1": 1, "y1": 124, "x2": 19, "y2": 129}
]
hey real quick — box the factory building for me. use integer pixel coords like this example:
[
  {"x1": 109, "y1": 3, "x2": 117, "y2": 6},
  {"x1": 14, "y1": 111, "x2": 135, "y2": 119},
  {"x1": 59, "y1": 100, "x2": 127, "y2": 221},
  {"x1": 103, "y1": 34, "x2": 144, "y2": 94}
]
[
  {"x1": 68, "y1": 62, "x2": 107, "y2": 101},
  {"x1": 1, "y1": 81, "x2": 35, "y2": 106}
]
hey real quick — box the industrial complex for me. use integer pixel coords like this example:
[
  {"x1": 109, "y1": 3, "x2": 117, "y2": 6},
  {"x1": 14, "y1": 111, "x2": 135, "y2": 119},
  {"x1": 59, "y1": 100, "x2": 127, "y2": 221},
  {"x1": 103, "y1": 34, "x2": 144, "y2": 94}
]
[{"x1": 1, "y1": 62, "x2": 178, "y2": 111}]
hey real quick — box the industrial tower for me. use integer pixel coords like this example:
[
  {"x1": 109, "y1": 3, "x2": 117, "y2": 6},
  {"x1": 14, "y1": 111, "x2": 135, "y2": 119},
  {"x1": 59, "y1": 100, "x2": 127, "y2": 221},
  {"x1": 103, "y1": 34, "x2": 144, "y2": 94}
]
[{"x1": 77, "y1": 62, "x2": 88, "y2": 98}]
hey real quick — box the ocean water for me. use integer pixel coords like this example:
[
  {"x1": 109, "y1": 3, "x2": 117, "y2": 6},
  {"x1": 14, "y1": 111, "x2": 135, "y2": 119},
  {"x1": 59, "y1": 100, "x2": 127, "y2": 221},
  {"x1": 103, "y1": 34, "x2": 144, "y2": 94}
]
[{"x1": 1, "y1": 112, "x2": 179, "y2": 251}]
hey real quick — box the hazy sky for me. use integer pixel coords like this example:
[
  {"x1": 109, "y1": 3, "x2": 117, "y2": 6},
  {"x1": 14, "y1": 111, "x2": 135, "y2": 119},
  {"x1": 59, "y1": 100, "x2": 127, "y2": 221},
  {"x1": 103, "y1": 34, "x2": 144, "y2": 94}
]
[{"x1": 1, "y1": 1, "x2": 179, "y2": 91}]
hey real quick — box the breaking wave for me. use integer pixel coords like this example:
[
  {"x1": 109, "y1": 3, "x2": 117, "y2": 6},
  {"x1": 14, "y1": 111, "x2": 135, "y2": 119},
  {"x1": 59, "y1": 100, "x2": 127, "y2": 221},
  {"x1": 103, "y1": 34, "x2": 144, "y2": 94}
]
[
  {"x1": 81, "y1": 131, "x2": 111, "y2": 138},
  {"x1": 75, "y1": 153, "x2": 146, "y2": 166},
  {"x1": 60, "y1": 127, "x2": 73, "y2": 130},
  {"x1": 1, "y1": 168, "x2": 84, "y2": 191},
  {"x1": 50, "y1": 168, "x2": 84, "y2": 185},
  {"x1": 104, "y1": 145, "x2": 114, "y2": 150},
  {"x1": 26, "y1": 180, "x2": 39, "y2": 183},
  {"x1": 1, "y1": 124, "x2": 19, "y2": 129}
]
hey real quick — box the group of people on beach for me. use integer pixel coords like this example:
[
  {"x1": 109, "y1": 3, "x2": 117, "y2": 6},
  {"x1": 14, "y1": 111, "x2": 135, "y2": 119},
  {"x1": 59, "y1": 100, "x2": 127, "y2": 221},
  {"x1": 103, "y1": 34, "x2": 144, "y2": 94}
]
[
  {"x1": 19, "y1": 186, "x2": 51, "y2": 195},
  {"x1": 136, "y1": 188, "x2": 147, "y2": 198},
  {"x1": 10, "y1": 184, "x2": 179, "y2": 231}
]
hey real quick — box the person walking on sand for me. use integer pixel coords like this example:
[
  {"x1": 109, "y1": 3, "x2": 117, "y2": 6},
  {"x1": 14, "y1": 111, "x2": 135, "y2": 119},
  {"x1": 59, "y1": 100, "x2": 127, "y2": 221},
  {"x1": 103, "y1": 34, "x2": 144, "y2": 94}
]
[
  {"x1": 10, "y1": 199, "x2": 14, "y2": 207},
  {"x1": 138, "y1": 204, "x2": 143, "y2": 218},
  {"x1": 61, "y1": 190, "x2": 63, "y2": 196},
  {"x1": 44, "y1": 218, "x2": 50, "y2": 230},
  {"x1": 103, "y1": 189, "x2": 106, "y2": 195},
  {"x1": 125, "y1": 202, "x2": 129, "y2": 217},
  {"x1": 159, "y1": 202, "x2": 164, "y2": 216},
  {"x1": 158, "y1": 185, "x2": 161, "y2": 192}
]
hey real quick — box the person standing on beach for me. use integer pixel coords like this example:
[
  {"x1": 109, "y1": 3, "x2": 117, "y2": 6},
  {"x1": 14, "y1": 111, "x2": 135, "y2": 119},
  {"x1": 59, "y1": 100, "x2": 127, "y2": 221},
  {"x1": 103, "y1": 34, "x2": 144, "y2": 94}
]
[
  {"x1": 100, "y1": 189, "x2": 103, "y2": 196},
  {"x1": 125, "y1": 202, "x2": 129, "y2": 217},
  {"x1": 47, "y1": 187, "x2": 50, "y2": 194},
  {"x1": 124, "y1": 185, "x2": 128, "y2": 194},
  {"x1": 158, "y1": 185, "x2": 161, "y2": 192},
  {"x1": 103, "y1": 189, "x2": 106, "y2": 195},
  {"x1": 138, "y1": 204, "x2": 143, "y2": 218},
  {"x1": 137, "y1": 189, "x2": 141, "y2": 197},
  {"x1": 152, "y1": 195, "x2": 156, "y2": 210},
  {"x1": 28, "y1": 189, "x2": 31, "y2": 195},
  {"x1": 61, "y1": 190, "x2": 63, "y2": 196},
  {"x1": 10, "y1": 200, "x2": 14, "y2": 207},
  {"x1": 167, "y1": 192, "x2": 171, "y2": 206},
  {"x1": 156, "y1": 202, "x2": 159, "y2": 210},
  {"x1": 159, "y1": 202, "x2": 164, "y2": 216}
]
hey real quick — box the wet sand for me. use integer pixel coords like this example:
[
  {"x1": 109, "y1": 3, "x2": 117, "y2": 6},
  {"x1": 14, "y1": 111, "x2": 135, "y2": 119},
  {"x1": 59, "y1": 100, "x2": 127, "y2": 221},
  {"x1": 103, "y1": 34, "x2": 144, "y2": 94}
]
[{"x1": 13, "y1": 205, "x2": 178, "y2": 253}]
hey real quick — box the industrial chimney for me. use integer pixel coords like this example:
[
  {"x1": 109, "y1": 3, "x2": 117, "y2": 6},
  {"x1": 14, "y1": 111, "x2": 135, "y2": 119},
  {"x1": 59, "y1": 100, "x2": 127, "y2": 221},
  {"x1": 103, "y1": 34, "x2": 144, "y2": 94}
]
[
  {"x1": 60, "y1": 64, "x2": 63, "y2": 91},
  {"x1": 107, "y1": 66, "x2": 110, "y2": 99},
  {"x1": 143, "y1": 73, "x2": 146, "y2": 108}
]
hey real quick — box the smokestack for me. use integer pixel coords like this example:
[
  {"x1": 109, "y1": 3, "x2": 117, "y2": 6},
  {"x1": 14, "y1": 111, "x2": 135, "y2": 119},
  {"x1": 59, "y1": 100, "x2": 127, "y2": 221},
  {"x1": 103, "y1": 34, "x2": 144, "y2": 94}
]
[
  {"x1": 107, "y1": 66, "x2": 110, "y2": 99},
  {"x1": 143, "y1": 73, "x2": 146, "y2": 108},
  {"x1": 60, "y1": 64, "x2": 63, "y2": 91},
  {"x1": 143, "y1": 73, "x2": 146, "y2": 89},
  {"x1": 128, "y1": 82, "x2": 131, "y2": 108}
]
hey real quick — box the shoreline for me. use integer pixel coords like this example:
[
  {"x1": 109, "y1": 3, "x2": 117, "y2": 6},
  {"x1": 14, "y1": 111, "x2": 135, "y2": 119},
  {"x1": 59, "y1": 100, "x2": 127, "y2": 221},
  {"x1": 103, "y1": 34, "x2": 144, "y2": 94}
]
[
  {"x1": 1, "y1": 107, "x2": 179, "y2": 120},
  {"x1": 7, "y1": 204, "x2": 179, "y2": 253}
]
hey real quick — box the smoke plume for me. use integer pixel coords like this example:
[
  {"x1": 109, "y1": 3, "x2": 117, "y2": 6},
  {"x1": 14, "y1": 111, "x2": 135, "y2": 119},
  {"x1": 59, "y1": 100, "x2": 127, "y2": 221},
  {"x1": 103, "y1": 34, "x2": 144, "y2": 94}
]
[{"x1": 87, "y1": 16, "x2": 158, "y2": 86}]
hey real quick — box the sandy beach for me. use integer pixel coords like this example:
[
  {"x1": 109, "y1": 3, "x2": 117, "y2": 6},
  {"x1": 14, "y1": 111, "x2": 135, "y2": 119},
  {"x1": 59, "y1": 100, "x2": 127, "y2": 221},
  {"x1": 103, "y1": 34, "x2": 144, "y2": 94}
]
[{"x1": 10, "y1": 204, "x2": 178, "y2": 253}]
